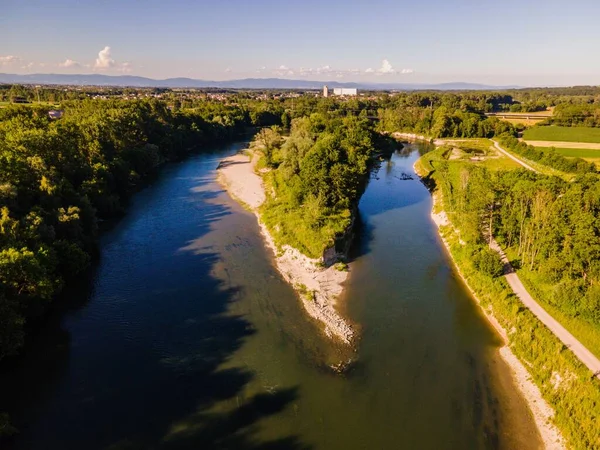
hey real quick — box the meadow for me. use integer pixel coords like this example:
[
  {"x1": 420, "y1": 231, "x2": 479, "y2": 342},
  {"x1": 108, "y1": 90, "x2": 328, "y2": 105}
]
[
  {"x1": 523, "y1": 126, "x2": 600, "y2": 143},
  {"x1": 534, "y1": 146, "x2": 600, "y2": 161}
]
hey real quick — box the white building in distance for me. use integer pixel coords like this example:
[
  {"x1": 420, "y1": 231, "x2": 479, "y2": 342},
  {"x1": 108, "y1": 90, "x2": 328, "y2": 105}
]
[{"x1": 323, "y1": 85, "x2": 357, "y2": 97}]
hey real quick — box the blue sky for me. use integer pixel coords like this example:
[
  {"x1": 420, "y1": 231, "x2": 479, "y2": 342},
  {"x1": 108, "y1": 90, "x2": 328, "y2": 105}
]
[{"x1": 2, "y1": 0, "x2": 600, "y2": 85}]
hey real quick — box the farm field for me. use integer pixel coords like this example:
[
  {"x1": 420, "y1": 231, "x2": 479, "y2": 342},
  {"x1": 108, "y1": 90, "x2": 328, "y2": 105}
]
[
  {"x1": 523, "y1": 126, "x2": 600, "y2": 143},
  {"x1": 534, "y1": 146, "x2": 600, "y2": 159},
  {"x1": 523, "y1": 140, "x2": 600, "y2": 150},
  {"x1": 501, "y1": 117, "x2": 544, "y2": 126}
]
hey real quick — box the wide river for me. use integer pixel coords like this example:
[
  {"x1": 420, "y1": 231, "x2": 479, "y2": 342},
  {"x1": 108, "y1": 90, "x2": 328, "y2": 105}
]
[{"x1": 1, "y1": 141, "x2": 542, "y2": 449}]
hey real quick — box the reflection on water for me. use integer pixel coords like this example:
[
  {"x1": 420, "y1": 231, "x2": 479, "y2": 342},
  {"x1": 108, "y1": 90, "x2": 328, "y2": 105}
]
[{"x1": 0, "y1": 142, "x2": 540, "y2": 449}]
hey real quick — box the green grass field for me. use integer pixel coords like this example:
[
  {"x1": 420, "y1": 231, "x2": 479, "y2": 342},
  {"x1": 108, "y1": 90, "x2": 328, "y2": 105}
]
[
  {"x1": 523, "y1": 126, "x2": 600, "y2": 143},
  {"x1": 535, "y1": 146, "x2": 600, "y2": 160}
]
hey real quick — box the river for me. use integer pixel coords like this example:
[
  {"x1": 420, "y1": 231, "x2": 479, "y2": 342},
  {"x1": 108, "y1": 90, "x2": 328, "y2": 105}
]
[{"x1": 0, "y1": 141, "x2": 541, "y2": 449}]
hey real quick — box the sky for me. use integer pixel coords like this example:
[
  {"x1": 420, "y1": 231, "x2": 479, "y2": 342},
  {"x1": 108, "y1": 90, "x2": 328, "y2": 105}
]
[{"x1": 2, "y1": 0, "x2": 600, "y2": 86}]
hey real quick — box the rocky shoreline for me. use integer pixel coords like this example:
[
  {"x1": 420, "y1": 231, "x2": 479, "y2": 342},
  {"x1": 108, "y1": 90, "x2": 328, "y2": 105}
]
[{"x1": 217, "y1": 151, "x2": 354, "y2": 344}]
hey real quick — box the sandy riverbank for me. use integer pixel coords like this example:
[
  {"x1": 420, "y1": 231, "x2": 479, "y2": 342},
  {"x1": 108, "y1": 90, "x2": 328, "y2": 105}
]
[
  {"x1": 413, "y1": 158, "x2": 565, "y2": 449},
  {"x1": 217, "y1": 151, "x2": 354, "y2": 344}
]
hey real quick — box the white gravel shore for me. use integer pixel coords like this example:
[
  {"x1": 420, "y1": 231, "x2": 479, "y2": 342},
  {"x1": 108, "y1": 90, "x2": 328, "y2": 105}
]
[{"x1": 217, "y1": 151, "x2": 354, "y2": 344}]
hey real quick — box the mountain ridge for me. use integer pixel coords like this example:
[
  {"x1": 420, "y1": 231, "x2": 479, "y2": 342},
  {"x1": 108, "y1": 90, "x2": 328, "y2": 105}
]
[{"x1": 0, "y1": 72, "x2": 521, "y2": 91}]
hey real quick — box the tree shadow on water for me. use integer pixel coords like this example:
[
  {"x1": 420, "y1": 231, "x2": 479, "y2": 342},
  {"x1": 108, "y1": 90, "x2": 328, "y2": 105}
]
[
  {"x1": 1, "y1": 166, "x2": 308, "y2": 449},
  {"x1": 81, "y1": 261, "x2": 307, "y2": 448}
]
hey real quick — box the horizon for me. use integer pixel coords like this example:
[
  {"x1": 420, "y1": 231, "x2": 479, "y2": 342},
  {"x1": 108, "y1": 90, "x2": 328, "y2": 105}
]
[
  {"x1": 0, "y1": 72, "x2": 594, "y2": 90},
  {"x1": 3, "y1": 0, "x2": 600, "y2": 86}
]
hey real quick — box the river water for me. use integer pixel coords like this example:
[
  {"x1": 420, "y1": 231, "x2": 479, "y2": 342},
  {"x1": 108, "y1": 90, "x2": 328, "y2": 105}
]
[{"x1": 0, "y1": 141, "x2": 541, "y2": 449}]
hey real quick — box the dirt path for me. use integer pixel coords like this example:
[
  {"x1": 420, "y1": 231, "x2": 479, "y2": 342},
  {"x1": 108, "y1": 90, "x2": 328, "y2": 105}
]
[
  {"x1": 489, "y1": 240, "x2": 600, "y2": 380},
  {"x1": 491, "y1": 140, "x2": 600, "y2": 379},
  {"x1": 491, "y1": 140, "x2": 540, "y2": 173}
]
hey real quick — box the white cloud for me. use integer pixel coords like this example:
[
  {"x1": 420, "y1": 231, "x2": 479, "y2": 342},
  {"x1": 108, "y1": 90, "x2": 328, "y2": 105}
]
[
  {"x1": 0, "y1": 55, "x2": 20, "y2": 65},
  {"x1": 273, "y1": 65, "x2": 295, "y2": 76},
  {"x1": 368, "y1": 59, "x2": 414, "y2": 76},
  {"x1": 59, "y1": 58, "x2": 81, "y2": 68},
  {"x1": 118, "y1": 62, "x2": 133, "y2": 73},
  {"x1": 267, "y1": 62, "x2": 412, "y2": 79},
  {"x1": 21, "y1": 62, "x2": 34, "y2": 70},
  {"x1": 95, "y1": 46, "x2": 115, "y2": 69},
  {"x1": 225, "y1": 67, "x2": 232, "y2": 73},
  {"x1": 378, "y1": 59, "x2": 395, "y2": 74},
  {"x1": 92, "y1": 46, "x2": 132, "y2": 72}
]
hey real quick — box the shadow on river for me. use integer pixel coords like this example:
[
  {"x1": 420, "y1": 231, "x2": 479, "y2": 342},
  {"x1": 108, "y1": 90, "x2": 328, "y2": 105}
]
[{"x1": 0, "y1": 142, "x2": 312, "y2": 449}]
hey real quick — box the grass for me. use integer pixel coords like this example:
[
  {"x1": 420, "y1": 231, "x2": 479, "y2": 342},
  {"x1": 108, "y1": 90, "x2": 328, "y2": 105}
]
[
  {"x1": 533, "y1": 146, "x2": 600, "y2": 160},
  {"x1": 416, "y1": 150, "x2": 600, "y2": 450},
  {"x1": 519, "y1": 267, "x2": 600, "y2": 359},
  {"x1": 439, "y1": 138, "x2": 493, "y2": 152},
  {"x1": 523, "y1": 126, "x2": 600, "y2": 143}
]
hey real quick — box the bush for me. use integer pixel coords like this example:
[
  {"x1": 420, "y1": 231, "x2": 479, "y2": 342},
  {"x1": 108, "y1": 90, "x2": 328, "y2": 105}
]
[{"x1": 473, "y1": 247, "x2": 504, "y2": 278}]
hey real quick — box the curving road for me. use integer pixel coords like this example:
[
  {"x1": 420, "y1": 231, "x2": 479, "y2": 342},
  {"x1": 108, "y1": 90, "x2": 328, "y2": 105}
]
[{"x1": 489, "y1": 140, "x2": 600, "y2": 380}]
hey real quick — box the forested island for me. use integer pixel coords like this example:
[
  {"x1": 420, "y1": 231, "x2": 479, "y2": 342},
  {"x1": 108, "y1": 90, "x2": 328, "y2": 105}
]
[{"x1": 2, "y1": 83, "x2": 600, "y2": 447}]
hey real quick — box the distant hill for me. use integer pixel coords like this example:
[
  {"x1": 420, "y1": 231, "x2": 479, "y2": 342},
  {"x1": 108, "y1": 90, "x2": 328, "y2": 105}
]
[{"x1": 0, "y1": 73, "x2": 520, "y2": 91}]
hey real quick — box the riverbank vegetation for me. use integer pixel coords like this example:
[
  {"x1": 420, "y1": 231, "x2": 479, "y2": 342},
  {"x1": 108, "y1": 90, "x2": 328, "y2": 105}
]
[
  {"x1": 256, "y1": 114, "x2": 384, "y2": 259},
  {"x1": 417, "y1": 146, "x2": 600, "y2": 449}
]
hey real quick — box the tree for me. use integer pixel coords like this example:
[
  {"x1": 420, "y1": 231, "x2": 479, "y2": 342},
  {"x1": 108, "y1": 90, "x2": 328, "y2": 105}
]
[{"x1": 257, "y1": 126, "x2": 282, "y2": 167}]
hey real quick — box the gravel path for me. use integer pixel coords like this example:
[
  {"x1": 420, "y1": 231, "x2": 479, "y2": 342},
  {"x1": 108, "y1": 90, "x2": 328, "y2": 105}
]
[
  {"x1": 491, "y1": 140, "x2": 540, "y2": 173},
  {"x1": 490, "y1": 240, "x2": 600, "y2": 380}
]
